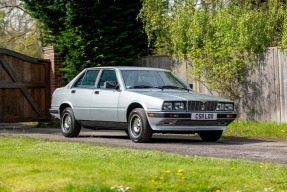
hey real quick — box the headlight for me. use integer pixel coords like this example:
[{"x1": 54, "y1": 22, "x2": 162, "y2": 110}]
[
  {"x1": 162, "y1": 101, "x2": 186, "y2": 110},
  {"x1": 163, "y1": 102, "x2": 173, "y2": 110},
  {"x1": 216, "y1": 103, "x2": 224, "y2": 111},
  {"x1": 224, "y1": 103, "x2": 234, "y2": 111},
  {"x1": 174, "y1": 102, "x2": 185, "y2": 110},
  {"x1": 216, "y1": 103, "x2": 234, "y2": 111}
]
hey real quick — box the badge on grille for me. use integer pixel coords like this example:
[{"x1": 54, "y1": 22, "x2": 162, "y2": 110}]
[{"x1": 201, "y1": 103, "x2": 206, "y2": 111}]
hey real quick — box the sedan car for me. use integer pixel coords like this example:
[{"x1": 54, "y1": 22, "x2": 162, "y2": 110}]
[{"x1": 50, "y1": 67, "x2": 237, "y2": 143}]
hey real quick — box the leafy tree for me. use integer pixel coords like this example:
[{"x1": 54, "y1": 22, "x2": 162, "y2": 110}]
[
  {"x1": 139, "y1": 0, "x2": 287, "y2": 100},
  {"x1": 0, "y1": 0, "x2": 42, "y2": 57},
  {"x1": 22, "y1": 0, "x2": 150, "y2": 81}
]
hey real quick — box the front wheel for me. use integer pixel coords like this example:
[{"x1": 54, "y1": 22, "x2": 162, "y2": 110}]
[
  {"x1": 128, "y1": 108, "x2": 153, "y2": 143},
  {"x1": 198, "y1": 130, "x2": 223, "y2": 142},
  {"x1": 61, "y1": 107, "x2": 81, "y2": 137}
]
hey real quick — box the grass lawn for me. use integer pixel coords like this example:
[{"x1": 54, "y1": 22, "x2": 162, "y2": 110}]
[
  {"x1": 224, "y1": 121, "x2": 287, "y2": 140},
  {"x1": 0, "y1": 135, "x2": 286, "y2": 192}
]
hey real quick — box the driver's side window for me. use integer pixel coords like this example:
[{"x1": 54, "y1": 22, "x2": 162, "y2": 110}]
[{"x1": 98, "y1": 70, "x2": 118, "y2": 89}]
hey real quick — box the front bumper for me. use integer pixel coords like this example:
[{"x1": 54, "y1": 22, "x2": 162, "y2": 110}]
[{"x1": 146, "y1": 111, "x2": 237, "y2": 132}]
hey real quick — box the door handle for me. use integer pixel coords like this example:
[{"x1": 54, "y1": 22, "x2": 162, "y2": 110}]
[
  {"x1": 94, "y1": 91, "x2": 100, "y2": 94},
  {"x1": 71, "y1": 90, "x2": 76, "y2": 93}
]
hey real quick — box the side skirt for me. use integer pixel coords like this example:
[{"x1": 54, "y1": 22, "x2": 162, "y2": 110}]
[{"x1": 78, "y1": 120, "x2": 128, "y2": 130}]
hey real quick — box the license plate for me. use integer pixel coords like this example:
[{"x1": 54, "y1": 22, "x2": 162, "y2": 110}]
[{"x1": 191, "y1": 113, "x2": 217, "y2": 120}]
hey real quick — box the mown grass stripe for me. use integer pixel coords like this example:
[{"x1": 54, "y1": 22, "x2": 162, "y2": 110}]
[{"x1": 0, "y1": 134, "x2": 287, "y2": 191}]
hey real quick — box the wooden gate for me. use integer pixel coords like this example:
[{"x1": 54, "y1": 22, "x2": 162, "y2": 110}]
[{"x1": 0, "y1": 48, "x2": 51, "y2": 122}]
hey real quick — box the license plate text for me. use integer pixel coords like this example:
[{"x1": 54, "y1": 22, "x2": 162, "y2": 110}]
[{"x1": 191, "y1": 113, "x2": 217, "y2": 120}]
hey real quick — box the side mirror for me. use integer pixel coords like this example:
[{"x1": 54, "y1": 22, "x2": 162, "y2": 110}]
[
  {"x1": 189, "y1": 84, "x2": 193, "y2": 90},
  {"x1": 105, "y1": 81, "x2": 118, "y2": 89}
]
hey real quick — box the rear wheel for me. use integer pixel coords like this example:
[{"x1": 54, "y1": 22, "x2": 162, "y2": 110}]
[
  {"x1": 198, "y1": 130, "x2": 223, "y2": 142},
  {"x1": 61, "y1": 107, "x2": 81, "y2": 137},
  {"x1": 128, "y1": 108, "x2": 153, "y2": 143}
]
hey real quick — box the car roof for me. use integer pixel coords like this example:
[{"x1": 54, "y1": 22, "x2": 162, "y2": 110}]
[{"x1": 86, "y1": 66, "x2": 170, "y2": 71}]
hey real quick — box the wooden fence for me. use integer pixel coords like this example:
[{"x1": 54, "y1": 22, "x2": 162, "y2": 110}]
[
  {"x1": 0, "y1": 48, "x2": 51, "y2": 122},
  {"x1": 134, "y1": 48, "x2": 287, "y2": 122}
]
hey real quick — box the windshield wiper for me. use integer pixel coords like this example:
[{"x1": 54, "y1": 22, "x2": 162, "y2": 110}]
[
  {"x1": 129, "y1": 85, "x2": 162, "y2": 89},
  {"x1": 129, "y1": 85, "x2": 190, "y2": 91},
  {"x1": 158, "y1": 85, "x2": 190, "y2": 92}
]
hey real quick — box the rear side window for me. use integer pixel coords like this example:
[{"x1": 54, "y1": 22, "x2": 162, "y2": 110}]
[{"x1": 73, "y1": 70, "x2": 99, "y2": 88}]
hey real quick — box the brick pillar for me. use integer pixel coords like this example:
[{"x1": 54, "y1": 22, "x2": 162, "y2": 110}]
[{"x1": 43, "y1": 46, "x2": 64, "y2": 94}]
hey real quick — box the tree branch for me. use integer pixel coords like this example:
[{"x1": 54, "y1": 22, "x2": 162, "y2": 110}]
[
  {"x1": 0, "y1": 4, "x2": 27, "y2": 13},
  {"x1": 8, "y1": 32, "x2": 28, "y2": 42}
]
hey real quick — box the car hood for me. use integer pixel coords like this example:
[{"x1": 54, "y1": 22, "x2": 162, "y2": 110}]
[{"x1": 129, "y1": 90, "x2": 233, "y2": 102}]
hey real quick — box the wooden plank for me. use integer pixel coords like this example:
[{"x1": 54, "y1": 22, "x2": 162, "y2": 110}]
[
  {"x1": 31, "y1": 88, "x2": 43, "y2": 114},
  {"x1": 0, "y1": 48, "x2": 50, "y2": 64},
  {"x1": 23, "y1": 89, "x2": 31, "y2": 118},
  {"x1": 0, "y1": 55, "x2": 18, "y2": 82},
  {"x1": 44, "y1": 61, "x2": 51, "y2": 119},
  {"x1": 267, "y1": 48, "x2": 274, "y2": 121},
  {"x1": 3, "y1": 89, "x2": 14, "y2": 119},
  {"x1": 273, "y1": 48, "x2": 281, "y2": 122},
  {"x1": 17, "y1": 88, "x2": 24, "y2": 119},
  {"x1": 23, "y1": 89, "x2": 37, "y2": 118},
  {"x1": 23, "y1": 60, "x2": 31, "y2": 83},
  {"x1": 21, "y1": 87, "x2": 43, "y2": 116},
  {"x1": 252, "y1": 54, "x2": 260, "y2": 121},
  {"x1": 40, "y1": 64, "x2": 45, "y2": 83},
  {"x1": 31, "y1": 63, "x2": 37, "y2": 83},
  {"x1": 34, "y1": 64, "x2": 42, "y2": 83},
  {"x1": 4, "y1": 55, "x2": 23, "y2": 82},
  {"x1": 0, "y1": 82, "x2": 46, "y2": 88},
  {"x1": 37, "y1": 64, "x2": 42, "y2": 83},
  {"x1": 0, "y1": 89, "x2": 24, "y2": 122},
  {"x1": 0, "y1": 117, "x2": 41, "y2": 123},
  {"x1": 0, "y1": 62, "x2": 13, "y2": 83},
  {"x1": 279, "y1": 50, "x2": 287, "y2": 122},
  {"x1": 39, "y1": 88, "x2": 45, "y2": 111},
  {"x1": 264, "y1": 48, "x2": 273, "y2": 122}
]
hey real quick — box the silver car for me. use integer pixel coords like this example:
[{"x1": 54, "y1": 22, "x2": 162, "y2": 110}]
[{"x1": 50, "y1": 67, "x2": 237, "y2": 143}]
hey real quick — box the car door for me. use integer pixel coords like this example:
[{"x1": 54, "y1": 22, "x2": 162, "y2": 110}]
[
  {"x1": 91, "y1": 69, "x2": 121, "y2": 122},
  {"x1": 70, "y1": 69, "x2": 100, "y2": 120}
]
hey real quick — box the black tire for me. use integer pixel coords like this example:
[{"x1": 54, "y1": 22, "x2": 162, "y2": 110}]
[
  {"x1": 128, "y1": 108, "x2": 153, "y2": 143},
  {"x1": 198, "y1": 130, "x2": 223, "y2": 142},
  {"x1": 60, "y1": 107, "x2": 81, "y2": 137}
]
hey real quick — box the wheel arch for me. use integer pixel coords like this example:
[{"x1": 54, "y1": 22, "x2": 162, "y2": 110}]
[
  {"x1": 126, "y1": 102, "x2": 144, "y2": 121},
  {"x1": 59, "y1": 103, "x2": 72, "y2": 116}
]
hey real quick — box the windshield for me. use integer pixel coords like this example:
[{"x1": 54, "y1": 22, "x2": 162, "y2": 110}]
[{"x1": 120, "y1": 70, "x2": 189, "y2": 90}]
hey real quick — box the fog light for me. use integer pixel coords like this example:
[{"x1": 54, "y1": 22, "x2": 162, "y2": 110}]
[{"x1": 168, "y1": 114, "x2": 179, "y2": 118}]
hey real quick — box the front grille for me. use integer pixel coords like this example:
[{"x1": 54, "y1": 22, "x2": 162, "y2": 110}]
[{"x1": 188, "y1": 101, "x2": 218, "y2": 111}]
